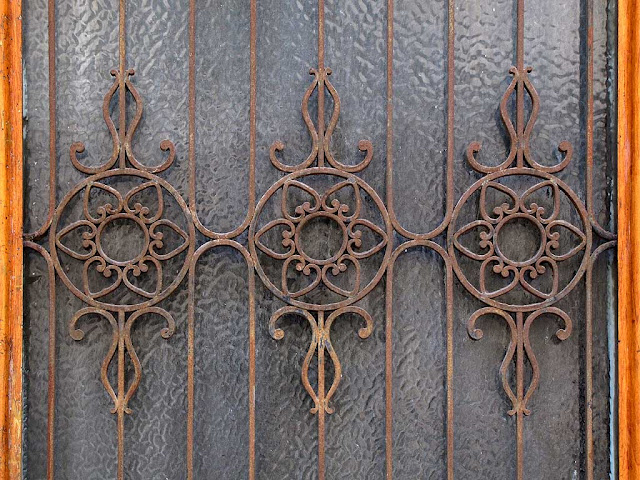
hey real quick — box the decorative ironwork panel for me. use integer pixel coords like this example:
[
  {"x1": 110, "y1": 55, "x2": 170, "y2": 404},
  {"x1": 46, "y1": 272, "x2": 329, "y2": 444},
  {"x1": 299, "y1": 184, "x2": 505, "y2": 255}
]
[{"x1": 22, "y1": 0, "x2": 617, "y2": 479}]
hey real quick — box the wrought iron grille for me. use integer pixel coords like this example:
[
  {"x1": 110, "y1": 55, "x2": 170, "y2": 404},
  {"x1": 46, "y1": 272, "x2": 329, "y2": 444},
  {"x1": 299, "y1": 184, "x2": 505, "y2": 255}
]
[{"x1": 22, "y1": 0, "x2": 617, "y2": 478}]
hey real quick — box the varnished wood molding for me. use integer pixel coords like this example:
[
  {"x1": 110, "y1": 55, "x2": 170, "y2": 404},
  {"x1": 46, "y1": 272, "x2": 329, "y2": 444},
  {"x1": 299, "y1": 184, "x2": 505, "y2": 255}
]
[
  {"x1": 0, "y1": 0, "x2": 23, "y2": 477},
  {"x1": 618, "y1": 0, "x2": 640, "y2": 477}
]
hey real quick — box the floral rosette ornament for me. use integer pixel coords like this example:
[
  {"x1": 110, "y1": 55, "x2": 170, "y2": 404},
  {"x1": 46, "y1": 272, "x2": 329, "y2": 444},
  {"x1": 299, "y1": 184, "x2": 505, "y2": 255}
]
[
  {"x1": 251, "y1": 170, "x2": 392, "y2": 311},
  {"x1": 449, "y1": 171, "x2": 590, "y2": 311},
  {"x1": 53, "y1": 174, "x2": 193, "y2": 310}
]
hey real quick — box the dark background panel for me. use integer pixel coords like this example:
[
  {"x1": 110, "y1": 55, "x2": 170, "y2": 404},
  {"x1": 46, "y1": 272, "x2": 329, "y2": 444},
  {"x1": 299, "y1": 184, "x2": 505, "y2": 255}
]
[
  {"x1": 324, "y1": 0, "x2": 387, "y2": 194},
  {"x1": 391, "y1": 248, "x2": 448, "y2": 480},
  {"x1": 192, "y1": 248, "x2": 251, "y2": 478},
  {"x1": 391, "y1": 0, "x2": 449, "y2": 234},
  {"x1": 193, "y1": 0, "x2": 252, "y2": 234}
]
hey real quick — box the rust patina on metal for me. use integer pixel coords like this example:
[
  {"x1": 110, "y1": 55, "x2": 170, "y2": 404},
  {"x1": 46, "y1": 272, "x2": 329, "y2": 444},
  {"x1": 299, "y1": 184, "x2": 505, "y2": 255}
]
[{"x1": 23, "y1": 0, "x2": 615, "y2": 478}]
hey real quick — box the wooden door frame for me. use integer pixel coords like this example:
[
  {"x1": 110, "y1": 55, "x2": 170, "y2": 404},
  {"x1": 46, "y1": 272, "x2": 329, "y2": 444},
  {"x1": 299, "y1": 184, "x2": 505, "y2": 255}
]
[
  {"x1": 0, "y1": 0, "x2": 23, "y2": 477},
  {"x1": 617, "y1": 0, "x2": 640, "y2": 477},
  {"x1": 0, "y1": 0, "x2": 637, "y2": 477}
]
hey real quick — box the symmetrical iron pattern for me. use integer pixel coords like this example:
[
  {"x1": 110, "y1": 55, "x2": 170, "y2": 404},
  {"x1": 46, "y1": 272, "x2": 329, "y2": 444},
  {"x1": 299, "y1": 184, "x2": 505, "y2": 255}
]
[
  {"x1": 22, "y1": 0, "x2": 615, "y2": 478},
  {"x1": 448, "y1": 2, "x2": 615, "y2": 479}
]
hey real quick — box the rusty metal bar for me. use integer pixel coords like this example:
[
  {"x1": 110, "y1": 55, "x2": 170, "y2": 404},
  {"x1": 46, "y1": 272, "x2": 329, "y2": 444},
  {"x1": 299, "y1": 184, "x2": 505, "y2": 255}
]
[
  {"x1": 23, "y1": 0, "x2": 60, "y2": 474},
  {"x1": 586, "y1": 0, "x2": 616, "y2": 240},
  {"x1": 117, "y1": 310, "x2": 125, "y2": 480},
  {"x1": 515, "y1": 311, "x2": 524, "y2": 480},
  {"x1": 385, "y1": 257, "x2": 393, "y2": 480},
  {"x1": 445, "y1": 254, "x2": 454, "y2": 480},
  {"x1": 46, "y1": 0, "x2": 56, "y2": 235},
  {"x1": 317, "y1": 0, "x2": 325, "y2": 168},
  {"x1": 445, "y1": 2, "x2": 455, "y2": 475},
  {"x1": 317, "y1": 310, "x2": 326, "y2": 480},
  {"x1": 315, "y1": 0, "x2": 326, "y2": 474},
  {"x1": 385, "y1": 4, "x2": 394, "y2": 477},
  {"x1": 585, "y1": 5, "x2": 596, "y2": 473},
  {"x1": 248, "y1": 264, "x2": 256, "y2": 480},
  {"x1": 24, "y1": 0, "x2": 56, "y2": 241},
  {"x1": 118, "y1": 0, "x2": 126, "y2": 169},
  {"x1": 248, "y1": 4, "x2": 257, "y2": 477},
  {"x1": 515, "y1": 0, "x2": 525, "y2": 168},
  {"x1": 186, "y1": 4, "x2": 196, "y2": 475},
  {"x1": 586, "y1": 246, "x2": 594, "y2": 480},
  {"x1": 187, "y1": 261, "x2": 195, "y2": 480},
  {"x1": 445, "y1": 0, "x2": 455, "y2": 242},
  {"x1": 586, "y1": 240, "x2": 617, "y2": 479},
  {"x1": 118, "y1": 2, "x2": 127, "y2": 476},
  {"x1": 24, "y1": 242, "x2": 56, "y2": 480},
  {"x1": 46, "y1": 250, "x2": 56, "y2": 480}
]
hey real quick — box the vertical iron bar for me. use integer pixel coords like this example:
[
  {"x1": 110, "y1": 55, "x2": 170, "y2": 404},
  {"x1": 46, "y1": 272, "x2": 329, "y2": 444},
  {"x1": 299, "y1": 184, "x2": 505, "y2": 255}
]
[
  {"x1": 445, "y1": 1, "x2": 455, "y2": 476},
  {"x1": 117, "y1": 311, "x2": 126, "y2": 480},
  {"x1": 248, "y1": 267, "x2": 256, "y2": 480},
  {"x1": 46, "y1": 256, "x2": 56, "y2": 480},
  {"x1": 515, "y1": 0, "x2": 525, "y2": 168},
  {"x1": 385, "y1": 0, "x2": 395, "y2": 234},
  {"x1": 516, "y1": 410, "x2": 524, "y2": 479},
  {"x1": 248, "y1": 0, "x2": 257, "y2": 234},
  {"x1": 516, "y1": 311, "x2": 524, "y2": 480},
  {"x1": 445, "y1": 0, "x2": 455, "y2": 239},
  {"x1": 445, "y1": 262, "x2": 454, "y2": 480},
  {"x1": 586, "y1": 0, "x2": 595, "y2": 226},
  {"x1": 586, "y1": 249, "x2": 594, "y2": 480},
  {"x1": 188, "y1": 0, "x2": 196, "y2": 224},
  {"x1": 385, "y1": 0, "x2": 394, "y2": 472},
  {"x1": 24, "y1": 243, "x2": 56, "y2": 480},
  {"x1": 248, "y1": 1, "x2": 257, "y2": 477},
  {"x1": 317, "y1": 0, "x2": 325, "y2": 167},
  {"x1": 585, "y1": 0, "x2": 615, "y2": 240},
  {"x1": 385, "y1": 257, "x2": 394, "y2": 480},
  {"x1": 44, "y1": 0, "x2": 58, "y2": 469},
  {"x1": 118, "y1": 0, "x2": 126, "y2": 169},
  {"x1": 187, "y1": 263, "x2": 195, "y2": 480},
  {"x1": 186, "y1": 0, "x2": 196, "y2": 468},
  {"x1": 318, "y1": 311, "x2": 326, "y2": 480},
  {"x1": 44, "y1": 0, "x2": 56, "y2": 238}
]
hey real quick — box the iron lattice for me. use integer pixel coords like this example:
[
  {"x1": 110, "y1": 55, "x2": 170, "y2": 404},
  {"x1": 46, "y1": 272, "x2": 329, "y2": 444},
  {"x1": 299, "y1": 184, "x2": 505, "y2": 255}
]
[{"x1": 23, "y1": 0, "x2": 616, "y2": 478}]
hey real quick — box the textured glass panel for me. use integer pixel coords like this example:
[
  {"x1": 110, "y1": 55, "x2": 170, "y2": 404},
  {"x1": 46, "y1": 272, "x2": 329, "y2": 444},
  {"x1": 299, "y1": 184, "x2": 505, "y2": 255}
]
[
  {"x1": 392, "y1": 249, "x2": 447, "y2": 479},
  {"x1": 392, "y1": 0, "x2": 448, "y2": 233}
]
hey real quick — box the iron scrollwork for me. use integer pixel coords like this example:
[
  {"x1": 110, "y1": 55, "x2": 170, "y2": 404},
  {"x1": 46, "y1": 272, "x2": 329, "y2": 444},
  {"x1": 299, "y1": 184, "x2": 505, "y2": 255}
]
[
  {"x1": 246, "y1": 11, "x2": 393, "y2": 472},
  {"x1": 35, "y1": 30, "x2": 196, "y2": 475},
  {"x1": 23, "y1": 0, "x2": 615, "y2": 477},
  {"x1": 443, "y1": 0, "x2": 613, "y2": 478}
]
